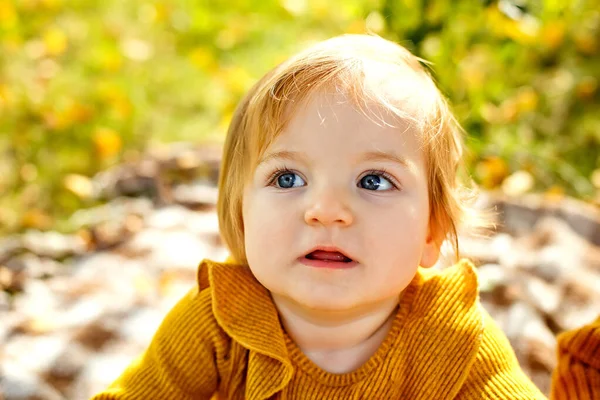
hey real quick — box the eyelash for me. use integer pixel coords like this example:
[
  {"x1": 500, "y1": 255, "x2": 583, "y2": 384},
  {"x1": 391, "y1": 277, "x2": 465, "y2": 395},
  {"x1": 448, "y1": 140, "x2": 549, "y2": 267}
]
[
  {"x1": 266, "y1": 165, "x2": 401, "y2": 190},
  {"x1": 266, "y1": 165, "x2": 295, "y2": 187},
  {"x1": 362, "y1": 168, "x2": 400, "y2": 190}
]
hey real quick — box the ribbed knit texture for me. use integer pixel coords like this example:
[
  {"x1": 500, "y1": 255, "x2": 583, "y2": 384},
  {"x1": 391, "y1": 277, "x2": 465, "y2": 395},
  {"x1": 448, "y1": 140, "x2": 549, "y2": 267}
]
[
  {"x1": 550, "y1": 316, "x2": 600, "y2": 399},
  {"x1": 90, "y1": 259, "x2": 598, "y2": 400}
]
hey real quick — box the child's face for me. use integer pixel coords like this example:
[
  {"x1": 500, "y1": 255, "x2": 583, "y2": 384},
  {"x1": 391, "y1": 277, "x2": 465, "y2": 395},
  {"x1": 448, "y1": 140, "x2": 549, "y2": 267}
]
[{"x1": 242, "y1": 92, "x2": 440, "y2": 312}]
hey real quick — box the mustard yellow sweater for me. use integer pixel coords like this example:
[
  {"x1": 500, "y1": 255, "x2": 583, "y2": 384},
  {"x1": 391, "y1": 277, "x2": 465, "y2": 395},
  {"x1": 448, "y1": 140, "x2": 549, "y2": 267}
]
[{"x1": 92, "y1": 259, "x2": 600, "y2": 399}]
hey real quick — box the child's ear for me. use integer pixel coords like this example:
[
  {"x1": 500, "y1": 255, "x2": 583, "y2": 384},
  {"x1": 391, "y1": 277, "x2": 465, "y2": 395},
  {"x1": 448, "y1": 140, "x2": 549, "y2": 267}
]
[{"x1": 419, "y1": 224, "x2": 442, "y2": 269}]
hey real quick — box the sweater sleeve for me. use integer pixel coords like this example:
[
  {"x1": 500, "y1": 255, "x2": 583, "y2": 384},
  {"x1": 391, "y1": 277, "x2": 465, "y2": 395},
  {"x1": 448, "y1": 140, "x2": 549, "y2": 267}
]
[
  {"x1": 90, "y1": 287, "x2": 221, "y2": 400},
  {"x1": 550, "y1": 316, "x2": 600, "y2": 400},
  {"x1": 456, "y1": 308, "x2": 547, "y2": 399}
]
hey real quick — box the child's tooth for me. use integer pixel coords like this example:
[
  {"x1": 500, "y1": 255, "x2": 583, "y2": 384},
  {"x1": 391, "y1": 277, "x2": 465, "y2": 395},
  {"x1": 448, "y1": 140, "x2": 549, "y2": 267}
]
[{"x1": 310, "y1": 250, "x2": 347, "y2": 261}]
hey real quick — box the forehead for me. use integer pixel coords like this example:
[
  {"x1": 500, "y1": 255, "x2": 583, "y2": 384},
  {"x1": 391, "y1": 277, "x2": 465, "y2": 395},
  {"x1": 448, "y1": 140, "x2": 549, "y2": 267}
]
[
  {"x1": 277, "y1": 64, "x2": 433, "y2": 129},
  {"x1": 248, "y1": 59, "x2": 439, "y2": 172},
  {"x1": 263, "y1": 91, "x2": 426, "y2": 165}
]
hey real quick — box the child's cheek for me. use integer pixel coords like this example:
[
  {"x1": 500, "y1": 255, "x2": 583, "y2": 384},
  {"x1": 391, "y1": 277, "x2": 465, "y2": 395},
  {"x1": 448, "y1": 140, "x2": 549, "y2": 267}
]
[{"x1": 246, "y1": 194, "x2": 294, "y2": 240}]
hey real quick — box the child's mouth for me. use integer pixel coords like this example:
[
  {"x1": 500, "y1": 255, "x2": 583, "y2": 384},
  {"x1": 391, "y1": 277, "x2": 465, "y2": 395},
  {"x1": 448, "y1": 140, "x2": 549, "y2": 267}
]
[
  {"x1": 306, "y1": 250, "x2": 353, "y2": 263},
  {"x1": 301, "y1": 250, "x2": 356, "y2": 269}
]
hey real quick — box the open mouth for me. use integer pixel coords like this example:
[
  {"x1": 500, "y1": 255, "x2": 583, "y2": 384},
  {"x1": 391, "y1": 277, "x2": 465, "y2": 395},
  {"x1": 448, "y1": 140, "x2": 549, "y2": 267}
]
[{"x1": 305, "y1": 250, "x2": 353, "y2": 263}]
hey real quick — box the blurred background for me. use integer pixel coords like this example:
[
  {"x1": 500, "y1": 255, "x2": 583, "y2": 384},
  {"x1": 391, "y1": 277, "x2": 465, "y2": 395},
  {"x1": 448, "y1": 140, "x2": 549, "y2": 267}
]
[
  {"x1": 1, "y1": 0, "x2": 599, "y2": 399},
  {"x1": 0, "y1": 0, "x2": 599, "y2": 234}
]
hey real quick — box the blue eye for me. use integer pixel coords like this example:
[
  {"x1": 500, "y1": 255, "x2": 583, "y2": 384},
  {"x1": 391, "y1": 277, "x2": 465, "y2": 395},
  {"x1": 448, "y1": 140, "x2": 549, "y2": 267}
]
[
  {"x1": 359, "y1": 172, "x2": 395, "y2": 191},
  {"x1": 274, "y1": 171, "x2": 306, "y2": 188}
]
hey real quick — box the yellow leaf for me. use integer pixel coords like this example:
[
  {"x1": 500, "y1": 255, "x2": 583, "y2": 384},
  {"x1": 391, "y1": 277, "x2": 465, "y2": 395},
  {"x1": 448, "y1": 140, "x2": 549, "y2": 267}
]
[
  {"x1": 516, "y1": 87, "x2": 538, "y2": 113},
  {"x1": 21, "y1": 209, "x2": 53, "y2": 230},
  {"x1": 188, "y1": 47, "x2": 217, "y2": 71},
  {"x1": 0, "y1": 2, "x2": 18, "y2": 29},
  {"x1": 486, "y1": 6, "x2": 538, "y2": 44},
  {"x1": 96, "y1": 83, "x2": 124, "y2": 101},
  {"x1": 112, "y1": 96, "x2": 133, "y2": 119},
  {"x1": 218, "y1": 110, "x2": 234, "y2": 134},
  {"x1": 574, "y1": 32, "x2": 597, "y2": 55},
  {"x1": 544, "y1": 186, "x2": 565, "y2": 202},
  {"x1": 93, "y1": 127, "x2": 122, "y2": 159},
  {"x1": 66, "y1": 101, "x2": 93, "y2": 124},
  {"x1": 43, "y1": 28, "x2": 68, "y2": 56},
  {"x1": 507, "y1": 19, "x2": 539, "y2": 44},
  {"x1": 576, "y1": 77, "x2": 598, "y2": 100},
  {"x1": 485, "y1": 6, "x2": 507, "y2": 37},
  {"x1": 153, "y1": 2, "x2": 169, "y2": 23},
  {"x1": 0, "y1": 84, "x2": 11, "y2": 109},
  {"x1": 97, "y1": 85, "x2": 132, "y2": 119},
  {"x1": 540, "y1": 22, "x2": 565, "y2": 49},
  {"x1": 63, "y1": 174, "x2": 93, "y2": 199},
  {"x1": 219, "y1": 66, "x2": 253, "y2": 94},
  {"x1": 40, "y1": 0, "x2": 63, "y2": 10},
  {"x1": 44, "y1": 101, "x2": 93, "y2": 130},
  {"x1": 312, "y1": 0, "x2": 330, "y2": 18},
  {"x1": 476, "y1": 157, "x2": 509, "y2": 189}
]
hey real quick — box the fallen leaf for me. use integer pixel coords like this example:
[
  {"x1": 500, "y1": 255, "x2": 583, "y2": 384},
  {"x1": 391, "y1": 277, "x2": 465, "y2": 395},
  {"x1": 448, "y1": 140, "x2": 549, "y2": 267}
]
[{"x1": 93, "y1": 127, "x2": 122, "y2": 159}]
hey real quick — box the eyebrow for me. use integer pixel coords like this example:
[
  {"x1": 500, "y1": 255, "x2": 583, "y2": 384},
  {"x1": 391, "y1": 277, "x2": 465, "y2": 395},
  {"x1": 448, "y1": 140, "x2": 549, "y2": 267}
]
[
  {"x1": 257, "y1": 150, "x2": 307, "y2": 166},
  {"x1": 357, "y1": 150, "x2": 410, "y2": 169},
  {"x1": 258, "y1": 150, "x2": 410, "y2": 169}
]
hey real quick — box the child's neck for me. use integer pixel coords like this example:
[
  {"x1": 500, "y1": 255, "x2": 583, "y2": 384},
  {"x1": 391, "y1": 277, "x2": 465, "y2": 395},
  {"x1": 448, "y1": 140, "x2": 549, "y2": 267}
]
[{"x1": 272, "y1": 295, "x2": 399, "y2": 373}]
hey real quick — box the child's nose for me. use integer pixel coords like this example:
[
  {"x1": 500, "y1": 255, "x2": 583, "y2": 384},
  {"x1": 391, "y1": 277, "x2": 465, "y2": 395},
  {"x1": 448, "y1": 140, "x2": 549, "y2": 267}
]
[{"x1": 303, "y1": 185, "x2": 354, "y2": 227}]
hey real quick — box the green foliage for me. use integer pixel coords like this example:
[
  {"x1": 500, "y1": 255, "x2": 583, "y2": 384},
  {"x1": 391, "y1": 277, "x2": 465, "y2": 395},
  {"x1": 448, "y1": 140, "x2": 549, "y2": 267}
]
[
  {"x1": 0, "y1": 0, "x2": 598, "y2": 234},
  {"x1": 383, "y1": 0, "x2": 599, "y2": 196}
]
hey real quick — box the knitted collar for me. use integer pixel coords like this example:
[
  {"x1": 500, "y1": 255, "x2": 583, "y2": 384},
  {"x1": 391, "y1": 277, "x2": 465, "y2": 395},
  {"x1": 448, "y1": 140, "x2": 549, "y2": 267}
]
[{"x1": 197, "y1": 258, "x2": 484, "y2": 400}]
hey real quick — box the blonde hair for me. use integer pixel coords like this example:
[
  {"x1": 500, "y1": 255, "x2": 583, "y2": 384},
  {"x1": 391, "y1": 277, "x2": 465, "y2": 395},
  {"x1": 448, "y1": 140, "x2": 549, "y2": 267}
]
[{"x1": 218, "y1": 34, "x2": 486, "y2": 265}]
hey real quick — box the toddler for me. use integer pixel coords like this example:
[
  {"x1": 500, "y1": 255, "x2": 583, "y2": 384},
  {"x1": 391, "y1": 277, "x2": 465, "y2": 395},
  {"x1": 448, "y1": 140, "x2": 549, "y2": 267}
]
[{"x1": 92, "y1": 34, "x2": 599, "y2": 399}]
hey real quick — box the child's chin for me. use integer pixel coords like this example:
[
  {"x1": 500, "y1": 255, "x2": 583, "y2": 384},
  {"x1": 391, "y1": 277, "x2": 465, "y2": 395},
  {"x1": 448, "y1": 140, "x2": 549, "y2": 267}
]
[{"x1": 294, "y1": 291, "x2": 365, "y2": 312}]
